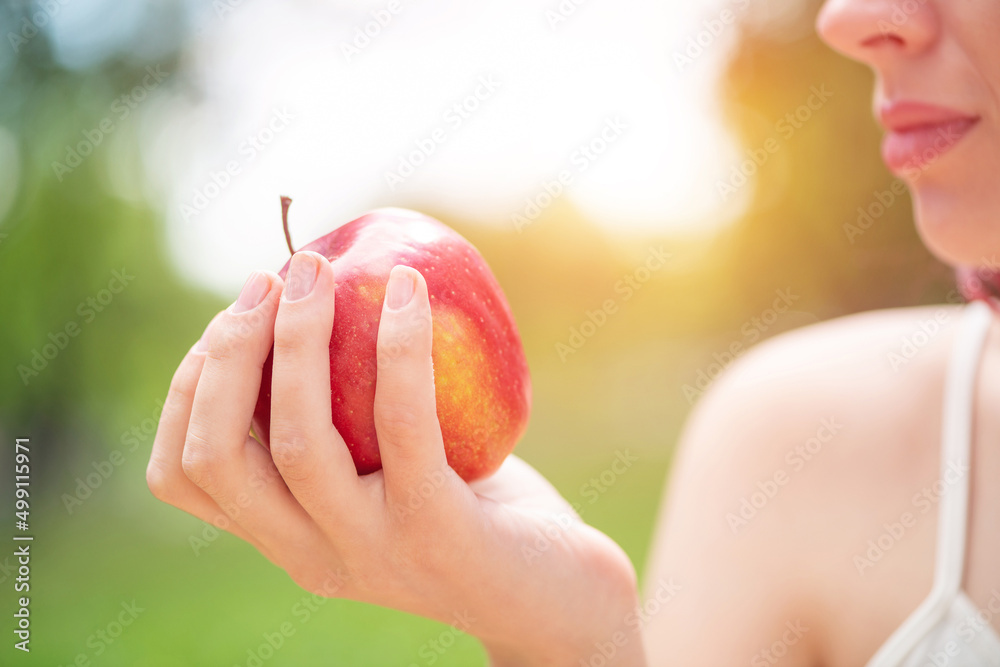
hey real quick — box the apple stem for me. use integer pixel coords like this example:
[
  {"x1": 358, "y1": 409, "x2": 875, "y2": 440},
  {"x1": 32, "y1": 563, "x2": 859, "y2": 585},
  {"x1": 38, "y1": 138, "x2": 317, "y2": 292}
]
[{"x1": 280, "y1": 196, "x2": 295, "y2": 255}]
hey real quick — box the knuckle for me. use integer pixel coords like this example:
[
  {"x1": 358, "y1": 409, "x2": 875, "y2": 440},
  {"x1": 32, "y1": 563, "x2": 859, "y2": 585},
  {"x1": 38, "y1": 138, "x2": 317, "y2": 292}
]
[
  {"x1": 271, "y1": 331, "x2": 305, "y2": 361},
  {"x1": 274, "y1": 299, "x2": 332, "y2": 352},
  {"x1": 274, "y1": 301, "x2": 308, "y2": 333},
  {"x1": 210, "y1": 309, "x2": 270, "y2": 361},
  {"x1": 375, "y1": 337, "x2": 406, "y2": 370},
  {"x1": 376, "y1": 321, "x2": 433, "y2": 381},
  {"x1": 375, "y1": 403, "x2": 424, "y2": 445},
  {"x1": 208, "y1": 321, "x2": 247, "y2": 362},
  {"x1": 378, "y1": 315, "x2": 428, "y2": 360},
  {"x1": 181, "y1": 434, "x2": 220, "y2": 490},
  {"x1": 269, "y1": 426, "x2": 313, "y2": 476},
  {"x1": 145, "y1": 461, "x2": 174, "y2": 502},
  {"x1": 167, "y1": 364, "x2": 198, "y2": 405},
  {"x1": 272, "y1": 321, "x2": 329, "y2": 368}
]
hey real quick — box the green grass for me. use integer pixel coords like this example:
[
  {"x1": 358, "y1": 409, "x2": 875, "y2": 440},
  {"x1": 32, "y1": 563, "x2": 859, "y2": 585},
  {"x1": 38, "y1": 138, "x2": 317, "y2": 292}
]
[{"x1": 15, "y1": 504, "x2": 487, "y2": 666}]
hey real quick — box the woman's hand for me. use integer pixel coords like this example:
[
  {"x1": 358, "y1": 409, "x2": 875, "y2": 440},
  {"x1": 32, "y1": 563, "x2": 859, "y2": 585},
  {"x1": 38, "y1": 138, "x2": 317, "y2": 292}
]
[{"x1": 146, "y1": 251, "x2": 645, "y2": 666}]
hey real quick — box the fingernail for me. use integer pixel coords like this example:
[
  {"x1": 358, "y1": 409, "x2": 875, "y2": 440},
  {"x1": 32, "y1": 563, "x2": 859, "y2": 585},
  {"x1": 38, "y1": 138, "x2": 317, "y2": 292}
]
[
  {"x1": 233, "y1": 272, "x2": 271, "y2": 313},
  {"x1": 386, "y1": 267, "x2": 415, "y2": 310},
  {"x1": 284, "y1": 252, "x2": 321, "y2": 302}
]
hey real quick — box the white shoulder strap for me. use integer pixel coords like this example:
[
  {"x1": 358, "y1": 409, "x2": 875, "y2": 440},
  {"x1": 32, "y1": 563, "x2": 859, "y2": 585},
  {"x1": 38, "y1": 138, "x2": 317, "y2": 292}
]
[
  {"x1": 936, "y1": 300, "x2": 993, "y2": 595},
  {"x1": 865, "y1": 301, "x2": 993, "y2": 666}
]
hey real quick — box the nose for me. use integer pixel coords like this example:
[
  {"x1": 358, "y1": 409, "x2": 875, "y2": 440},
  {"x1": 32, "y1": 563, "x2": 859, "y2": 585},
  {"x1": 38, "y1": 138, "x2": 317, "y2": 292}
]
[{"x1": 816, "y1": 0, "x2": 939, "y2": 65}]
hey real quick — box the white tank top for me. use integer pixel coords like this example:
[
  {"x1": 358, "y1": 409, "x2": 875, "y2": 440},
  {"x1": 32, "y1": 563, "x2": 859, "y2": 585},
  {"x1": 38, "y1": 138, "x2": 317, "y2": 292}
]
[{"x1": 866, "y1": 301, "x2": 1000, "y2": 667}]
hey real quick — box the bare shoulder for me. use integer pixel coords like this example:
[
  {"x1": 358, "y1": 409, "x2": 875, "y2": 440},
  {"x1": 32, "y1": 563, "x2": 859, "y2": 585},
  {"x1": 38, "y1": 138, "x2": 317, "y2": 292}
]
[
  {"x1": 674, "y1": 303, "x2": 964, "y2": 521},
  {"x1": 718, "y1": 302, "x2": 963, "y2": 402},
  {"x1": 643, "y1": 304, "x2": 967, "y2": 667}
]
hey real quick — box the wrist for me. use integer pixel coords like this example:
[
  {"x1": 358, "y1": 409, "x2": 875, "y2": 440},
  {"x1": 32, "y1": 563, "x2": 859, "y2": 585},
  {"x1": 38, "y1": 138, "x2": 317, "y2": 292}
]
[
  {"x1": 484, "y1": 631, "x2": 648, "y2": 667},
  {"x1": 478, "y1": 554, "x2": 648, "y2": 666}
]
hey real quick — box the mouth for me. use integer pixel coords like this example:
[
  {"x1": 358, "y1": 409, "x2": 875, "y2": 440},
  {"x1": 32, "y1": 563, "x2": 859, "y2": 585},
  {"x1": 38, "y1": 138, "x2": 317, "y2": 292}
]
[{"x1": 878, "y1": 101, "x2": 980, "y2": 175}]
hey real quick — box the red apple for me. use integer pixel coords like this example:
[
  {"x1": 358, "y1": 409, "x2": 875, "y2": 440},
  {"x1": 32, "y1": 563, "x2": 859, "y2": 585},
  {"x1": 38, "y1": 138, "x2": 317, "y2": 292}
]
[{"x1": 252, "y1": 202, "x2": 531, "y2": 482}]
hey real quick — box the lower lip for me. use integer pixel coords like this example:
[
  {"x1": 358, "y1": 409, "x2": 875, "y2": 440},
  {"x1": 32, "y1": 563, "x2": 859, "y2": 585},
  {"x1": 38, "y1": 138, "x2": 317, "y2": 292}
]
[{"x1": 881, "y1": 118, "x2": 979, "y2": 174}]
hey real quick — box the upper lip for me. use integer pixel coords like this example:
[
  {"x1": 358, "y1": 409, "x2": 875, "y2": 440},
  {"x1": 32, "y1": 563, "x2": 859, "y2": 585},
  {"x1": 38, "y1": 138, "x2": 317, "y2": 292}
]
[{"x1": 878, "y1": 100, "x2": 980, "y2": 132}]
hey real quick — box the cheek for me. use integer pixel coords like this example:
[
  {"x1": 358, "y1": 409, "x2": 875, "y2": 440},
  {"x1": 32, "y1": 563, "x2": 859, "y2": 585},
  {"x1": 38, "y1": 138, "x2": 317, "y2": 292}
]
[{"x1": 958, "y1": 1, "x2": 1000, "y2": 78}]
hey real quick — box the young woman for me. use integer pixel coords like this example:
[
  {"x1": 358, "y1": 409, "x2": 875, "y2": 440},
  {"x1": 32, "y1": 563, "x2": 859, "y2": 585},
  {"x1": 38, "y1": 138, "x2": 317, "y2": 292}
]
[{"x1": 147, "y1": 0, "x2": 1000, "y2": 664}]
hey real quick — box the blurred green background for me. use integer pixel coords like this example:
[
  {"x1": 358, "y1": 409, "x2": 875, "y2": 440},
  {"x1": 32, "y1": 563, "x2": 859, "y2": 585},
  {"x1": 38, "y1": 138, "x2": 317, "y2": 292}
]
[{"x1": 0, "y1": 0, "x2": 959, "y2": 665}]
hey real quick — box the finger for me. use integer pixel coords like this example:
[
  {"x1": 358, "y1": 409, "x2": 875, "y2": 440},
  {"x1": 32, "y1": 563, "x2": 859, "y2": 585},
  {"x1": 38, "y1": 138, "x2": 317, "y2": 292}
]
[
  {"x1": 185, "y1": 271, "x2": 282, "y2": 469},
  {"x1": 373, "y1": 266, "x2": 452, "y2": 506},
  {"x1": 181, "y1": 271, "x2": 325, "y2": 556},
  {"x1": 148, "y1": 325, "x2": 212, "y2": 499},
  {"x1": 147, "y1": 316, "x2": 269, "y2": 551},
  {"x1": 270, "y1": 251, "x2": 361, "y2": 521}
]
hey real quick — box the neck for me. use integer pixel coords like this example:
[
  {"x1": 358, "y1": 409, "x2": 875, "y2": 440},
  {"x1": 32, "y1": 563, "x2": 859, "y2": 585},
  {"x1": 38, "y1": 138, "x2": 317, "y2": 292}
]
[{"x1": 957, "y1": 266, "x2": 1000, "y2": 313}]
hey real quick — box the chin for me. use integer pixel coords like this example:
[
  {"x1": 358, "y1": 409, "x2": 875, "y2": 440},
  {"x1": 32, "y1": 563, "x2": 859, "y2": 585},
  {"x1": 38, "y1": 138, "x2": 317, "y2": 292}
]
[{"x1": 911, "y1": 184, "x2": 1000, "y2": 269}]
